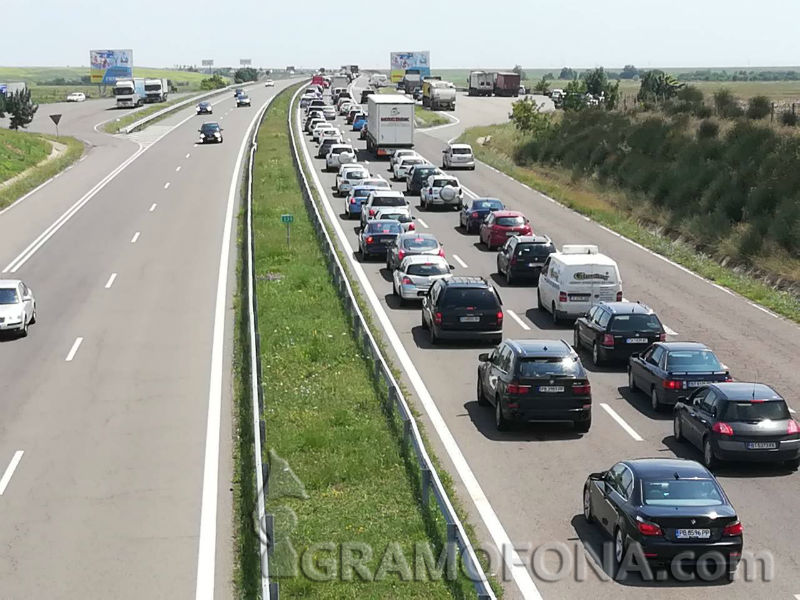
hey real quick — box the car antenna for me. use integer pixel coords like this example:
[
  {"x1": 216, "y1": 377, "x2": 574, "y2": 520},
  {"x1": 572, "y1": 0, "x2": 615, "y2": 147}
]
[{"x1": 674, "y1": 472, "x2": 680, "y2": 480}]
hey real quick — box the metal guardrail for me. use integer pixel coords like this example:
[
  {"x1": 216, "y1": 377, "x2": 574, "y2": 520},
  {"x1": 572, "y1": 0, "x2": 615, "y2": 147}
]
[{"x1": 286, "y1": 84, "x2": 496, "y2": 600}]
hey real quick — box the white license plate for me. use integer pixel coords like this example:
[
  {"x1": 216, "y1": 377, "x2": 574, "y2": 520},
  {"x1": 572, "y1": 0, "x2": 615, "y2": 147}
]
[
  {"x1": 747, "y1": 441, "x2": 777, "y2": 450},
  {"x1": 627, "y1": 338, "x2": 648, "y2": 344},
  {"x1": 528, "y1": 263, "x2": 538, "y2": 267},
  {"x1": 506, "y1": 231, "x2": 516, "y2": 236},
  {"x1": 687, "y1": 381, "x2": 712, "y2": 388},
  {"x1": 538, "y1": 386, "x2": 564, "y2": 393},
  {"x1": 460, "y1": 316, "x2": 480, "y2": 323},
  {"x1": 382, "y1": 239, "x2": 393, "y2": 244},
  {"x1": 676, "y1": 528, "x2": 711, "y2": 539}
]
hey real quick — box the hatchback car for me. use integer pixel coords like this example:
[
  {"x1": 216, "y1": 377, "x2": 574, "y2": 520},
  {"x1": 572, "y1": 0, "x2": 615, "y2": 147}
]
[
  {"x1": 311, "y1": 122, "x2": 335, "y2": 142},
  {"x1": 628, "y1": 342, "x2": 731, "y2": 411},
  {"x1": 346, "y1": 107, "x2": 362, "y2": 124},
  {"x1": 406, "y1": 165, "x2": 441, "y2": 195},
  {"x1": 199, "y1": 122, "x2": 223, "y2": 143},
  {"x1": 325, "y1": 144, "x2": 356, "y2": 171},
  {"x1": 674, "y1": 383, "x2": 800, "y2": 469},
  {"x1": 317, "y1": 137, "x2": 342, "y2": 159},
  {"x1": 236, "y1": 94, "x2": 251, "y2": 107},
  {"x1": 386, "y1": 232, "x2": 444, "y2": 270},
  {"x1": 583, "y1": 458, "x2": 742, "y2": 577},
  {"x1": 389, "y1": 149, "x2": 419, "y2": 170},
  {"x1": 264, "y1": 79, "x2": 275, "y2": 87},
  {"x1": 344, "y1": 185, "x2": 382, "y2": 219},
  {"x1": 442, "y1": 143, "x2": 475, "y2": 170},
  {"x1": 574, "y1": 302, "x2": 666, "y2": 366},
  {"x1": 335, "y1": 164, "x2": 369, "y2": 196},
  {"x1": 373, "y1": 208, "x2": 415, "y2": 232},
  {"x1": 0, "y1": 280, "x2": 36, "y2": 337},
  {"x1": 496, "y1": 235, "x2": 555, "y2": 285},
  {"x1": 393, "y1": 156, "x2": 428, "y2": 181},
  {"x1": 305, "y1": 117, "x2": 326, "y2": 134},
  {"x1": 66, "y1": 92, "x2": 86, "y2": 102},
  {"x1": 196, "y1": 101, "x2": 213, "y2": 115},
  {"x1": 361, "y1": 190, "x2": 407, "y2": 227},
  {"x1": 478, "y1": 339, "x2": 591, "y2": 431},
  {"x1": 479, "y1": 211, "x2": 533, "y2": 250},
  {"x1": 459, "y1": 198, "x2": 504, "y2": 233},
  {"x1": 392, "y1": 256, "x2": 452, "y2": 302},
  {"x1": 358, "y1": 220, "x2": 403, "y2": 260},
  {"x1": 352, "y1": 114, "x2": 368, "y2": 131},
  {"x1": 421, "y1": 276, "x2": 503, "y2": 345}
]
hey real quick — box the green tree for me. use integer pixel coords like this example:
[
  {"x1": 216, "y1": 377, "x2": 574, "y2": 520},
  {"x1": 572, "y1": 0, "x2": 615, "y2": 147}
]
[
  {"x1": 746, "y1": 95, "x2": 771, "y2": 120},
  {"x1": 0, "y1": 93, "x2": 6, "y2": 118},
  {"x1": 6, "y1": 88, "x2": 38, "y2": 129},
  {"x1": 234, "y1": 67, "x2": 259, "y2": 83},
  {"x1": 562, "y1": 79, "x2": 588, "y2": 111},
  {"x1": 636, "y1": 70, "x2": 683, "y2": 102},
  {"x1": 533, "y1": 76, "x2": 551, "y2": 95},
  {"x1": 512, "y1": 64, "x2": 527, "y2": 81},
  {"x1": 713, "y1": 88, "x2": 743, "y2": 118},
  {"x1": 581, "y1": 68, "x2": 620, "y2": 109},
  {"x1": 620, "y1": 64, "x2": 639, "y2": 79},
  {"x1": 559, "y1": 67, "x2": 577, "y2": 80},
  {"x1": 509, "y1": 97, "x2": 552, "y2": 135},
  {"x1": 200, "y1": 74, "x2": 227, "y2": 90}
]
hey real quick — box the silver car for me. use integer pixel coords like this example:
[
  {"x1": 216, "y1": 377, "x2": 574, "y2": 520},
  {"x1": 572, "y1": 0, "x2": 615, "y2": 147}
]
[
  {"x1": 0, "y1": 279, "x2": 36, "y2": 336},
  {"x1": 391, "y1": 256, "x2": 452, "y2": 301},
  {"x1": 386, "y1": 231, "x2": 444, "y2": 271}
]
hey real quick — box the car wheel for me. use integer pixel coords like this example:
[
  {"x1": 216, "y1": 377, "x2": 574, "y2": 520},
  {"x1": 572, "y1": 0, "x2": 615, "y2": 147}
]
[
  {"x1": 575, "y1": 418, "x2": 591, "y2": 432},
  {"x1": 477, "y1": 376, "x2": 490, "y2": 407},
  {"x1": 537, "y1": 289, "x2": 543, "y2": 310},
  {"x1": 592, "y1": 342, "x2": 602, "y2": 366},
  {"x1": 628, "y1": 368, "x2": 637, "y2": 392},
  {"x1": 785, "y1": 457, "x2": 800, "y2": 470},
  {"x1": 421, "y1": 312, "x2": 429, "y2": 330},
  {"x1": 429, "y1": 324, "x2": 438, "y2": 345},
  {"x1": 386, "y1": 256, "x2": 391, "y2": 270},
  {"x1": 573, "y1": 328, "x2": 580, "y2": 350},
  {"x1": 703, "y1": 437, "x2": 718, "y2": 470},
  {"x1": 359, "y1": 246, "x2": 365, "y2": 261},
  {"x1": 495, "y1": 398, "x2": 509, "y2": 431},
  {"x1": 552, "y1": 303, "x2": 559, "y2": 325},
  {"x1": 392, "y1": 281, "x2": 398, "y2": 297},
  {"x1": 613, "y1": 528, "x2": 626, "y2": 576},
  {"x1": 583, "y1": 485, "x2": 594, "y2": 522},
  {"x1": 30, "y1": 309, "x2": 36, "y2": 325},
  {"x1": 673, "y1": 415, "x2": 683, "y2": 441},
  {"x1": 650, "y1": 387, "x2": 663, "y2": 412}
]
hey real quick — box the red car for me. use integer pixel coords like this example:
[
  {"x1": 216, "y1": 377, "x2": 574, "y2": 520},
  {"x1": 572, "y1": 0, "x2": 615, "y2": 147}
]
[{"x1": 479, "y1": 210, "x2": 532, "y2": 250}]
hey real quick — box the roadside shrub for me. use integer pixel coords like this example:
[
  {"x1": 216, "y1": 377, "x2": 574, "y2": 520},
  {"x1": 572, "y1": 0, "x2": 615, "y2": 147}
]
[
  {"x1": 714, "y1": 89, "x2": 744, "y2": 118},
  {"x1": 746, "y1": 95, "x2": 772, "y2": 120},
  {"x1": 780, "y1": 110, "x2": 798, "y2": 126},
  {"x1": 694, "y1": 105, "x2": 713, "y2": 119},
  {"x1": 698, "y1": 119, "x2": 720, "y2": 139}
]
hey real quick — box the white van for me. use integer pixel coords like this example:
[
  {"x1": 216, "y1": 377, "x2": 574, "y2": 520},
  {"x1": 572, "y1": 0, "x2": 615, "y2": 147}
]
[{"x1": 536, "y1": 245, "x2": 622, "y2": 323}]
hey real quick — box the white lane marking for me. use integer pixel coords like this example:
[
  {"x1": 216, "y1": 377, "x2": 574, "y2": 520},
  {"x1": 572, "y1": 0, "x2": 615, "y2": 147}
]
[
  {"x1": 104, "y1": 273, "x2": 117, "y2": 289},
  {"x1": 186, "y1": 153, "x2": 191, "y2": 158},
  {"x1": 600, "y1": 403, "x2": 644, "y2": 441},
  {"x1": 421, "y1": 111, "x2": 460, "y2": 134},
  {"x1": 506, "y1": 309, "x2": 530, "y2": 331},
  {"x1": 789, "y1": 407, "x2": 796, "y2": 414},
  {"x1": 78, "y1": 156, "x2": 87, "y2": 162},
  {"x1": 294, "y1": 96, "x2": 535, "y2": 600},
  {"x1": 452, "y1": 254, "x2": 468, "y2": 268},
  {"x1": 749, "y1": 302, "x2": 780, "y2": 318},
  {"x1": 176, "y1": 166, "x2": 182, "y2": 172},
  {"x1": 664, "y1": 324, "x2": 679, "y2": 336},
  {"x1": 416, "y1": 217, "x2": 429, "y2": 228},
  {"x1": 149, "y1": 203, "x2": 157, "y2": 212},
  {"x1": 65, "y1": 337, "x2": 83, "y2": 362},
  {"x1": 195, "y1": 95, "x2": 273, "y2": 600},
  {"x1": 0, "y1": 451, "x2": 24, "y2": 496},
  {"x1": 164, "y1": 182, "x2": 170, "y2": 189},
  {"x1": 130, "y1": 232, "x2": 140, "y2": 244}
]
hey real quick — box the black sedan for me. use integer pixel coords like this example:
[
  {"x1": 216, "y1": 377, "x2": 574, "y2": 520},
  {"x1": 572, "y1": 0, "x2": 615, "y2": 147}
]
[
  {"x1": 583, "y1": 458, "x2": 743, "y2": 578},
  {"x1": 198, "y1": 122, "x2": 223, "y2": 144},
  {"x1": 674, "y1": 382, "x2": 800, "y2": 469},
  {"x1": 459, "y1": 198, "x2": 504, "y2": 233},
  {"x1": 358, "y1": 220, "x2": 403, "y2": 260},
  {"x1": 628, "y1": 342, "x2": 731, "y2": 412},
  {"x1": 496, "y1": 235, "x2": 555, "y2": 285},
  {"x1": 196, "y1": 101, "x2": 213, "y2": 115}
]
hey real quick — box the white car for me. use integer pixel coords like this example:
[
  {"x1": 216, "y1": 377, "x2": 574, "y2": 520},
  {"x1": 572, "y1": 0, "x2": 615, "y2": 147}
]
[
  {"x1": 322, "y1": 106, "x2": 337, "y2": 120},
  {"x1": 360, "y1": 177, "x2": 391, "y2": 191},
  {"x1": 325, "y1": 144, "x2": 356, "y2": 172},
  {"x1": 66, "y1": 92, "x2": 86, "y2": 102},
  {"x1": 318, "y1": 128, "x2": 343, "y2": 146},
  {"x1": 389, "y1": 149, "x2": 419, "y2": 170},
  {"x1": 374, "y1": 207, "x2": 416, "y2": 232},
  {"x1": 336, "y1": 164, "x2": 369, "y2": 196},
  {"x1": 361, "y1": 190, "x2": 407, "y2": 227},
  {"x1": 339, "y1": 101, "x2": 354, "y2": 116},
  {"x1": 393, "y1": 156, "x2": 428, "y2": 181},
  {"x1": 442, "y1": 143, "x2": 475, "y2": 170},
  {"x1": 420, "y1": 174, "x2": 463, "y2": 211},
  {"x1": 265, "y1": 79, "x2": 275, "y2": 87},
  {"x1": 311, "y1": 123, "x2": 336, "y2": 142},
  {"x1": 392, "y1": 255, "x2": 452, "y2": 302},
  {"x1": 0, "y1": 279, "x2": 36, "y2": 337}
]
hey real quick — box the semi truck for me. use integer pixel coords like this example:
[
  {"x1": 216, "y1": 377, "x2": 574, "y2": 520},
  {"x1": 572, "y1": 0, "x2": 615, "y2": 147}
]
[
  {"x1": 422, "y1": 80, "x2": 456, "y2": 110},
  {"x1": 144, "y1": 78, "x2": 169, "y2": 103},
  {"x1": 366, "y1": 95, "x2": 415, "y2": 158},
  {"x1": 401, "y1": 69, "x2": 423, "y2": 94},
  {"x1": 114, "y1": 78, "x2": 146, "y2": 108},
  {"x1": 494, "y1": 72, "x2": 521, "y2": 97},
  {"x1": 467, "y1": 71, "x2": 494, "y2": 96}
]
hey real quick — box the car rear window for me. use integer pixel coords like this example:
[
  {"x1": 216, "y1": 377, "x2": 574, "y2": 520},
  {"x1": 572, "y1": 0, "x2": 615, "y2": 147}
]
[
  {"x1": 723, "y1": 400, "x2": 790, "y2": 422},
  {"x1": 407, "y1": 263, "x2": 449, "y2": 276},
  {"x1": 414, "y1": 168, "x2": 437, "y2": 180},
  {"x1": 433, "y1": 179, "x2": 457, "y2": 188},
  {"x1": 473, "y1": 200, "x2": 503, "y2": 210},
  {"x1": 372, "y1": 196, "x2": 405, "y2": 207},
  {"x1": 517, "y1": 357, "x2": 582, "y2": 377},
  {"x1": 354, "y1": 188, "x2": 375, "y2": 198},
  {"x1": 642, "y1": 480, "x2": 724, "y2": 507},
  {"x1": 378, "y1": 212, "x2": 411, "y2": 222},
  {"x1": 496, "y1": 216, "x2": 525, "y2": 226},
  {"x1": 403, "y1": 237, "x2": 438, "y2": 250},
  {"x1": 452, "y1": 147, "x2": 472, "y2": 155},
  {"x1": 441, "y1": 288, "x2": 498, "y2": 309},
  {"x1": 666, "y1": 350, "x2": 723, "y2": 373},
  {"x1": 366, "y1": 222, "x2": 402, "y2": 234},
  {"x1": 346, "y1": 171, "x2": 367, "y2": 180},
  {"x1": 609, "y1": 314, "x2": 662, "y2": 333},
  {"x1": 515, "y1": 243, "x2": 554, "y2": 258},
  {"x1": 363, "y1": 180, "x2": 390, "y2": 189}
]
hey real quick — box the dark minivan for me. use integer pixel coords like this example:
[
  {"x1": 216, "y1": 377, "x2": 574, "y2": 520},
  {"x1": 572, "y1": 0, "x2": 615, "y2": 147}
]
[
  {"x1": 574, "y1": 302, "x2": 665, "y2": 366},
  {"x1": 421, "y1": 277, "x2": 503, "y2": 345}
]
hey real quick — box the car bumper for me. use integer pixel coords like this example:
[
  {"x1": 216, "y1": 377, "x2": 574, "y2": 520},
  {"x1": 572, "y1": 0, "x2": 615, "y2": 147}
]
[
  {"x1": 0, "y1": 320, "x2": 24, "y2": 331},
  {"x1": 346, "y1": 205, "x2": 363, "y2": 216},
  {"x1": 428, "y1": 196, "x2": 461, "y2": 206},
  {"x1": 713, "y1": 438, "x2": 800, "y2": 462},
  {"x1": 597, "y1": 344, "x2": 649, "y2": 362},
  {"x1": 363, "y1": 245, "x2": 391, "y2": 256},
  {"x1": 506, "y1": 406, "x2": 590, "y2": 424},
  {"x1": 508, "y1": 265, "x2": 544, "y2": 279},
  {"x1": 398, "y1": 284, "x2": 431, "y2": 300},
  {"x1": 433, "y1": 327, "x2": 501, "y2": 341},
  {"x1": 636, "y1": 538, "x2": 742, "y2": 569},
  {"x1": 448, "y1": 160, "x2": 475, "y2": 169}
]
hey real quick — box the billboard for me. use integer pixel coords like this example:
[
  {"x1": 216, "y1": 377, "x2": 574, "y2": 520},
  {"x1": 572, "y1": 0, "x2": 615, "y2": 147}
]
[
  {"x1": 390, "y1": 51, "x2": 430, "y2": 83},
  {"x1": 90, "y1": 49, "x2": 133, "y2": 84},
  {"x1": 240, "y1": 59, "x2": 252, "y2": 66},
  {"x1": 201, "y1": 59, "x2": 214, "y2": 67}
]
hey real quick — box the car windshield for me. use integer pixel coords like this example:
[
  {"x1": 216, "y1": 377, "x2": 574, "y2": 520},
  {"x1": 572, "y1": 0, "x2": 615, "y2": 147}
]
[
  {"x1": 609, "y1": 314, "x2": 663, "y2": 333},
  {"x1": 407, "y1": 263, "x2": 449, "y2": 276},
  {"x1": 0, "y1": 288, "x2": 18, "y2": 304},
  {"x1": 199, "y1": 103, "x2": 210, "y2": 108},
  {"x1": 441, "y1": 289, "x2": 497, "y2": 309},
  {"x1": 666, "y1": 350, "x2": 723, "y2": 372},
  {"x1": 515, "y1": 243, "x2": 554, "y2": 258},
  {"x1": 452, "y1": 147, "x2": 472, "y2": 155},
  {"x1": 403, "y1": 237, "x2": 438, "y2": 250},
  {"x1": 517, "y1": 357, "x2": 582, "y2": 377},
  {"x1": 372, "y1": 196, "x2": 405, "y2": 207},
  {"x1": 366, "y1": 222, "x2": 402, "y2": 234},
  {"x1": 723, "y1": 400, "x2": 790, "y2": 422},
  {"x1": 473, "y1": 200, "x2": 504, "y2": 211},
  {"x1": 642, "y1": 479, "x2": 724, "y2": 507},
  {"x1": 496, "y1": 216, "x2": 525, "y2": 226},
  {"x1": 202, "y1": 124, "x2": 220, "y2": 132}
]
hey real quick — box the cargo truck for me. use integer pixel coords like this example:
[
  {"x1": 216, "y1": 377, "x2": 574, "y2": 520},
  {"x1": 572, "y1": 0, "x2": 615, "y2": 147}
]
[
  {"x1": 114, "y1": 77, "x2": 146, "y2": 108},
  {"x1": 331, "y1": 74, "x2": 349, "y2": 89},
  {"x1": 422, "y1": 80, "x2": 456, "y2": 110},
  {"x1": 366, "y1": 95, "x2": 415, "y2": 158},
  {"x1": 402, "y1": 70, "x2": 423, "y2": 94},
  {"x1": 494, "y1": 72, "x2": 521, "y2": 97},
  {"x1": 467, "y1": 71, "x2": 494, "y2": 96},
  {"x1": 144, "y1": 78, "x2": 169, "y2": 103}
]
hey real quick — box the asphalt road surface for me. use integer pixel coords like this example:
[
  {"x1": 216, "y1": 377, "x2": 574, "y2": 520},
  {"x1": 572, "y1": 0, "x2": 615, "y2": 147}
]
[
  {"x1": 0, "y1": 79, "x2": 297, "y2": 599},
  {"x1": 296, "y1": 77, "x2": 800, "y2": 600}
]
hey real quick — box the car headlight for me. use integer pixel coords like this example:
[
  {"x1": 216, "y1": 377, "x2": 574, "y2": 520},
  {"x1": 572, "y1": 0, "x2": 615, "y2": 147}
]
[
  {"x1": 214, "y1": 132, "x2": 221, "y2": 137},
  {"x1": 200, "y1": 133, "x2": 206, "y2": 138}
]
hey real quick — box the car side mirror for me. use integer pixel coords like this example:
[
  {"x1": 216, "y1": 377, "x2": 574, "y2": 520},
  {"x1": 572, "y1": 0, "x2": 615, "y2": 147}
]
[
  {"x1": 677, "y1": 396, "x2": 688, "y2": 404},
  {"x1": 588, "y1": 471, "x2": 605, "y2": 481},
  {"x1": 449, "y1": 264, "x2": 455, "y2": 270},
  {"x1": 478, "y1": 353, "x2": 490, "y2": 362}
]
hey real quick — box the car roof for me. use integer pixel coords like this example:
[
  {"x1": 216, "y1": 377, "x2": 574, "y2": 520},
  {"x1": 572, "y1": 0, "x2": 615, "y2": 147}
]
[
  {"x1": 0, "y1": 279, "x2": 22, "y2": 287},
  {"x1": 512, "y1": 235, "x2": 552, "y2": 244},
  {"x1": 441, "y1": 276, "x2": 489, "y2": 287},
  {"x1": 448, "y1": 143, "x2": 472, "y2": 150},
  {"x1": 551, "y1": 251, "x2": 618, "y2": 267},
  {"x1": 708, "y1": 382, "x2": 782, "y2": 401},
  {"x1": 201, "y1": 122, "x2": 220, "y2": 127},
  {"x1": 657, "y1": 341, "x2": 711, "y2": 352},
  {"x1": 505, "y1": 339, "x2": 572, "y2": 356},
  {"x1": 367, "y1": 219, "x2": 403, "y2": 226},
  {"x1": 330, "y1": 144, "x2": 353, "y2": 149},
  {"x1": 623, "y1": 458, "x2": 712, "y2": 479},
  {"x1": 401, "y1": 254, "x2": 447, "y2": 266},
  {"x1": 598, "y1": 301, "x2": 654, "y2": 315},
  {"x1": 369, "y1": 190, "x2": 404, "y2": 197},
  {"x1": 491, "y1": 210, "x2": 525, "y2": 218},
  {"x1": 399, "y1": 231, "x2": 436, "y2": 240},
  {"x1": 471, "y1": 197, "x2": 503, "y2": 203}
]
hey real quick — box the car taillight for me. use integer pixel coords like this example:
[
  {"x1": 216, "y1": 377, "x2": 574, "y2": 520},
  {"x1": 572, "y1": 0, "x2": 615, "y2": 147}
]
[
  {"x1": 572, "y1": 382, "x2": 591, "y2": 395},
  {"x1": 602, "y1": 334, "x2": 614, "y2": 347},
  {"x1": 471, "y1": 212, "x2": 479, "y2": 218},
  {"x1": 507, "y1": 383, "x2": 531, "y2": 394},
  {"x1": 369, "y1": 209, "x2": 376, "y2": 216},
  {"x1": 659, "y1": 332, "x2": 666, "y2": 341},
  {"x1": 349, "y1": 197, "x2": 356, "y2": 204},
  {"x1": 787, "y1": 420, "x2": 800, "y2": 435},
  {"x1": 559, "y1": 292, "x2": 568, "y2": 303},
  {"x1": 397, "y1": 250, "x2": 405, "y2": 260},
  {"x1": 366, "y1": 236, "x2": 374, "y2": 244},
  {"x1": 402, "y1": 276, "x2": 413, "y2": 285},
  {"x1": 712, "y1": 422, "x2": 734, "y2": 436},
  {"x1": 724, "y1": 373, "x2": 733, "y2": 382},
  {"x1": 434, "y1": 312, "x2": 442, "y2": 325},
  {"x1": 637, "y1": 521, "x2": 663, "y2": 536},
  {"x1": 662, "y1": 379, "x2": 682, "y2": 390},
  {"x1": 496, "y1": 311, "x2": 503, "y2": 323},
  {"x1": 616, "y1": 291, "x2": 623, "y2": 301},
  {"x1": 723, "y1": 521, "x2": 743, "y2": 537},
  {"x1": 438, "y1": 248, "x2": 445, "y2": 257},
  {"x1": 408, "y1": 223, "x2": 415, "y2": 230}
]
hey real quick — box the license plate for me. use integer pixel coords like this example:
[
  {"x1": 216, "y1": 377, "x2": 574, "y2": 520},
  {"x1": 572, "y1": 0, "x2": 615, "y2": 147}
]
[
  {"x1": 506, "y1": 231, "x2": 515, "y2": 236},
  {"x1": 687, "y1": 381, "x2": 712, "y2": 388},
  {"x1": 747, "y1": 441, "x2": 777, "y2": 450},
  {"x1": 528, "y1": 263, "x2": 538, "y2": 267},
  {"x1": 538, "y1": 386, "x2": 564, "y2": 393},
  {"x1": 627, "y1": 338, "x2": 648, "y2": 344},
  {"x1": 460, "y1": 316, "x2": 480, "y2": 323},
  {"x1": 382, "y1": 239, "x2": 393, "y2": 244},
  {"x1": 675, "y1": 528, "x2": 711, "y2": 539}
]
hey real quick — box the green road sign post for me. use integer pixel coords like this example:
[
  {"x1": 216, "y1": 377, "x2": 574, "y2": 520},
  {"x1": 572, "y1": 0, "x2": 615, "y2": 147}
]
[{"x1": 281, "y1": 214, "x2": 294, "y2": 247}]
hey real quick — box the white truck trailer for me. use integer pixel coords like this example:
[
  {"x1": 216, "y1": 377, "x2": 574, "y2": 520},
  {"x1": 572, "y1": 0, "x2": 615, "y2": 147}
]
[{"x1": 365, "y1": 95, "x2": 415, "y2": 158}]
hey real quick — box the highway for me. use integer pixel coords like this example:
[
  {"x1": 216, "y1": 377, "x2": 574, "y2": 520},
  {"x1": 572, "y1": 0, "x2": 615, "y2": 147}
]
[
  {"x1": 0, "y1": 79, "x2": 296, "y2": 599},
  {"x1": 296, "y1": 76, "x2": 800, "y2": 599}
]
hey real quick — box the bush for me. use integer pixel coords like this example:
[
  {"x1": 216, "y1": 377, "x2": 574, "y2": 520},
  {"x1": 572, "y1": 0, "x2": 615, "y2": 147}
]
[
  {"x1": 694, "y1": 105, "x2": 713, "y2": 119},
  {"x1": 780, "y1": 110, "x2": 798, "y2": 126},
  {"x1": 746, "y1": 95, "x2": 772, "y2": 120},
  {"x1": 200, "y1": 74, "x2": 227, "y2": 90},
  {"x1": 714, "y1": 89, "x2": 743, "y2": 118},
  {"x1": 509, "y1": 97, "x2": 552, "y2": 135},
  {"x1": 698, "y1": 119, "x2": 720, "y2": 139}
]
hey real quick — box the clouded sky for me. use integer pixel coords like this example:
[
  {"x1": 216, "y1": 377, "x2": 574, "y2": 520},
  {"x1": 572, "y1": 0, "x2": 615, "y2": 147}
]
[{"x1": 5, "y1": 0, "x2": 799, "y2": 69}]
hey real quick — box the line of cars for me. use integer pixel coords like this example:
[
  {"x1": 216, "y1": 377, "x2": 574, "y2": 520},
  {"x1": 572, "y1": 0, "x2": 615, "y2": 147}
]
[{"x1": 300, "y1": 80, "x2": 799, "y2": 579}]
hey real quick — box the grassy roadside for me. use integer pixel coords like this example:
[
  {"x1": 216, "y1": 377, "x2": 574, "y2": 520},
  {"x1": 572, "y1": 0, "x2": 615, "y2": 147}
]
[
  {"x1": 0, "y1": 134, "x2": 83, "y2": 211},
  {"x1": 0, "y1": 128, "x2": 50, "y2": 182},
  {"x1": 458, "y1": 123, "x2": 800, "y2": 322},
  {"x1": 243, "y1": 86, "x2": 479, "y2": 598},
  {"x1": 415, "y1": 106, "x2": 450, "y2": 128}
]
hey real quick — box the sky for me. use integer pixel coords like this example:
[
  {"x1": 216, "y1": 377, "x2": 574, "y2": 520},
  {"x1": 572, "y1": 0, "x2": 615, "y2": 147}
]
[{"x1": 5, "y1": 0, "x2": 799, "y2": 70}]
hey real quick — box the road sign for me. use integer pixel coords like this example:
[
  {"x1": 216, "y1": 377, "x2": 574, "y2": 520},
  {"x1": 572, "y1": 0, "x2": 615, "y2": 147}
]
[
  {"x1": 50, "y1": 114, "x2": 62, "y2": 137},
  {"x1": 240, "y1": 59, "x2": 252, "y2": 66},
  {"x1": 281, "y1": 214, "x2": 293, "y2": 247},
  {"x1": 201, "y1": 59, "x2": 214, "y2": 67},
  {"x1": 280, "y1": 214, "x2": 294, "y2": 223}
]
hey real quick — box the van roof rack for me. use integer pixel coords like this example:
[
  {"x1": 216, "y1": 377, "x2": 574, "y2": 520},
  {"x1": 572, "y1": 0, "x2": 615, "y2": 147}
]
[{"x1": 561, "y1": 244, "x2": 599, "y2": 255}]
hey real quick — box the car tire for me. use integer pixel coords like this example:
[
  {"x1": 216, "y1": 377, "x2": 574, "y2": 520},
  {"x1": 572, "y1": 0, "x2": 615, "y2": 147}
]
[
  {"x1": 506, "y1": 269, "x2": 513, "y2": 286},
  {"x1": 359, "y1": 246, "x2": 366, "y2": 261},
  {"x1": 429, "y1": 324, "x2": 438, "y2": 346},
  {"x1": 583, "y1": 485, "x2": 594, "y2": 523},
  {"x1": 477, "y1": 377, "x2": 490, "y2": 407},
  {"x1": 19, "y1": 319, "x2": 28, "y2": 338},
  {"x1": 30, "y1": 309, "x2": 36, "y2": 325},
  {"x1": 613, "y1": 527, "x2": 626, "y2": 578},
  {"x1": 785, "y1": 458, "x2": 800, "y2": 470},
  {"x1": 592, "y1": 342, "x2": 602, "y2": 366},
  {"x1": 651, "y1": 387, "x2": 663, "y2": 412},
  {"x1": 552, "y1": 303, "x2": 560, "y2": 325},
  {"x1": 495, "y1": 398, "x2": 509, "y2": 432},
  {"x1": 537, "y1": 289, "x2": 543, "y2": 310},
  {"x1": 703, "y1": 437, "x2": 719, "y2": 470},
  {"x1": 421, "y1": 312, "x2": 429, "y2": 330},
  {"x1": 628, "y1": 368, "x2": 637, "y2": 392},
  {"x1": 573, "y1": 328, "x2": 581, "y2": 350},
  {"x1": 673, "y1": 415, "x2": 683, "y2": 441}
]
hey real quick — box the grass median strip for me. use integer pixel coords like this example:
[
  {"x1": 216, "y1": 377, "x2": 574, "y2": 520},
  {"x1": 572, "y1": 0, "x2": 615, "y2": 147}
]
[
  {"x1": 415, "y1": 106, "x2": 450, "y2": 128},
  {"x1": 244, "y1": 86, "x2": 480, "y2": 598}
]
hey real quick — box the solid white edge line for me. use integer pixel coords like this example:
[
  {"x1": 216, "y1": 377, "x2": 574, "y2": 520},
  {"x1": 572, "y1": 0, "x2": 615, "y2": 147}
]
[
  {"x1": 452, "y1": 254, "x2": 468, "y2": 268},
  {"x1": 104, "y1": 273, "x2": 117, "y2": 289},
  {"x1": 294, "y1": 95, "x2": 538, "y2": 600},
  {"x1": 506, "y1": 309, "x2": 530, "y2": 331},
  {"x1": 176, "y1": 166, "x2": 181, "y2": 172},
  {"x1": 130, "y1": 232, "x2": 140, "y2": 244},
  {"x1": 415, "y1": 217, "x2": 429, "y2": 229},
  {"x1": 600, "y1": 403, "x2": 644, "y2": 441},
  {"x1": 149, "y1": 203, "x2": 157, "y2": 212},
  {"x1": 164, "y1": 182, "x2": 170, "y2": 189},
  {"x1": 65, "y1": 337, "x2": 83, "y2": 362},
  {"x1": 195, "y1": 92, "x2": 274, "y2": 600},
  {"x1": 0, "y1": 451, "x2": 24, "y2": 495}
]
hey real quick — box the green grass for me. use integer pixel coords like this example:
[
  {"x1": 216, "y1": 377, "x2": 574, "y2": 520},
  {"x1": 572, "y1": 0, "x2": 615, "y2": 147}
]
[
  {"x1": 415, "y1": 106, "x2": 450, "y2": 128},
  {"x1": 458, "y1": 122, "x2": 800, "y2": 322},
  {"x1": 0, "y1": 128, "x2": 50, "y2": 182},
  {"x1": 246, "y1": 85, "x2": 479, "y2": 598},
  {"x1": 0, "y1": 133, "x2": 83, "y2": 210}
]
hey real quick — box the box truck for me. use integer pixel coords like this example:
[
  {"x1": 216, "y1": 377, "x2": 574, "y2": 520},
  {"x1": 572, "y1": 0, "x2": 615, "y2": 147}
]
[
  {"x1": 468, "y1": 71, "x2": 494, "y2": 96},
  {"x1": 494, "y1": 72, "x2": 521, "y2": 97},
  {"x1": 114, "y1": 78, "x2": 146, "y2": 108},
  {"x1": 144, "y1": 78, "x2": 169, "y2": 103},
  {"x1": 331, "y1": 74, "x2": 349, "y2": 89},
  {"x1": 366, "y1": 95, "x2": 415, "y2": 158}
]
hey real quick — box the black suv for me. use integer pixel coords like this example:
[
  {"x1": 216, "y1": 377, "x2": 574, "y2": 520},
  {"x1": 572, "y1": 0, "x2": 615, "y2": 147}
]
[
  {"x1": 421, "y1": 277, "x2": 503, "y2": 345},
  {"x1": 477, "y1": 339, "x2": 592, "y2": 432},
  {"x1": 406, "y1": 165, "x2": 440, "y2": 195},
  {"x1": 496, "y1": 235, "x2": 556, "y2": 285},
  {"x1": 574, "y1": 302, "x2": 665, "y2": 366}
]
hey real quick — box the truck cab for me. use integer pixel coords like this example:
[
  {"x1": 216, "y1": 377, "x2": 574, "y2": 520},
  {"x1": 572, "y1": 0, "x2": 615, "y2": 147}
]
[
  {"x1": 114, "y1": 78, "x2": 145, "y2": 108},
  {"x1": 144, "y1": 78, "x2": 168, "y2": 103}
]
